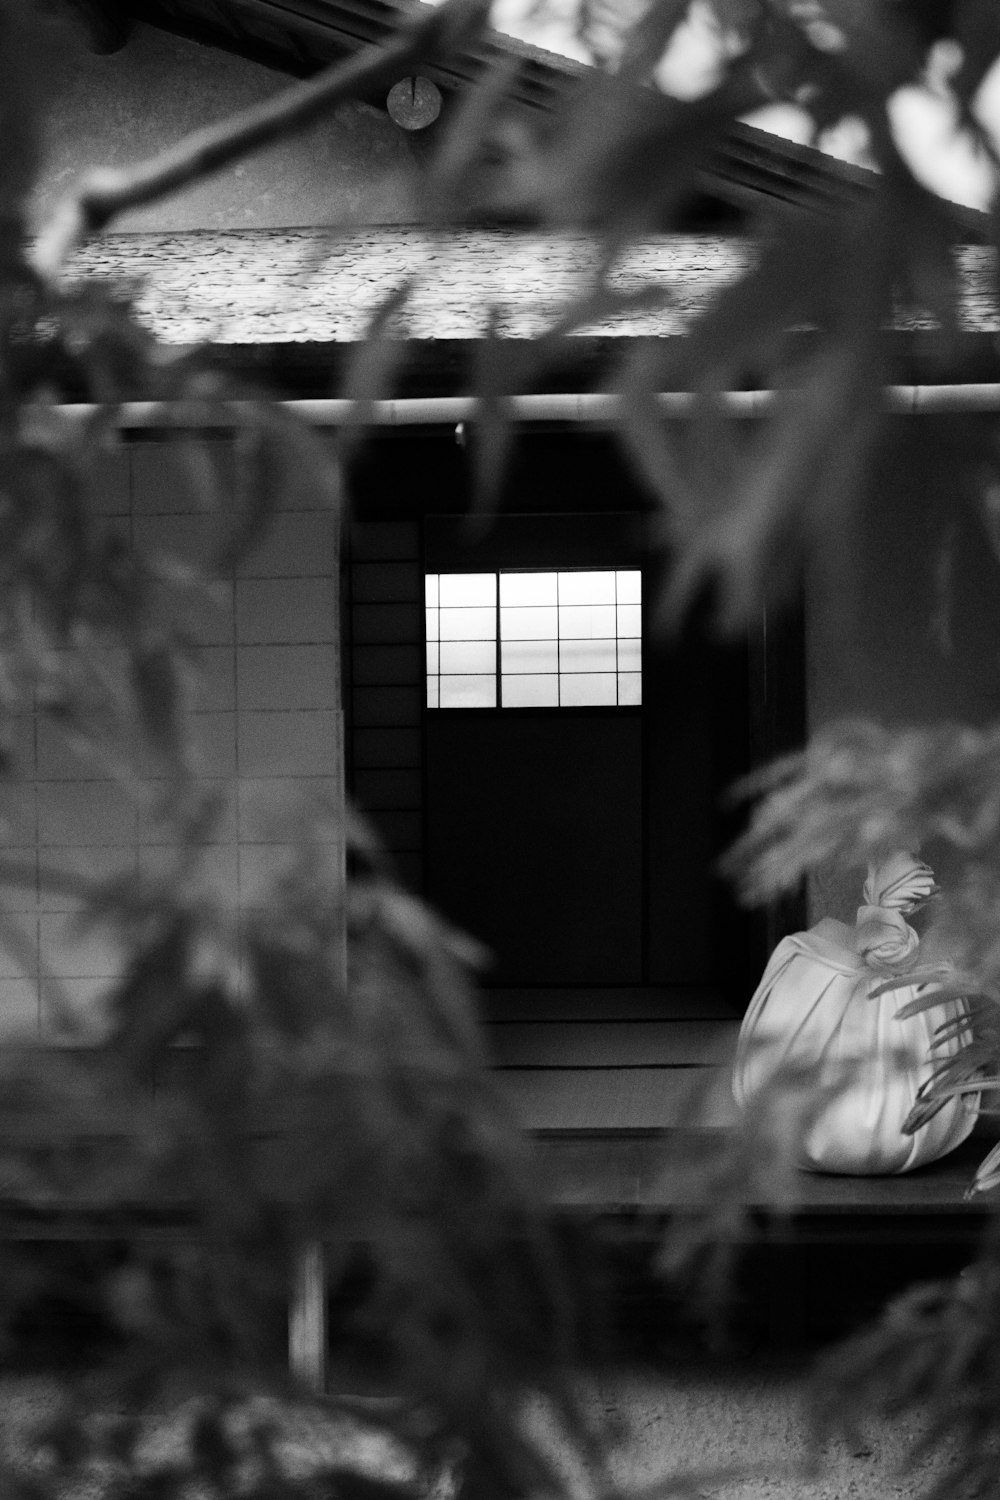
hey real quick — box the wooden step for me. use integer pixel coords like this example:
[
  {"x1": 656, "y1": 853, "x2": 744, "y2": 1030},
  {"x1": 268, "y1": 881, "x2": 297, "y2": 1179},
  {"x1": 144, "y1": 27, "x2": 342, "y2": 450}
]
[
  {"x1": 497, "y1": 1065, "x2": 736, "y2": 1132},
  {"x1": 487, "y1": 1019, "x2": 739, "y2": 1068},
  {"x1": 530, "y1": 1130, "x2": 996, "y2": 1221}
]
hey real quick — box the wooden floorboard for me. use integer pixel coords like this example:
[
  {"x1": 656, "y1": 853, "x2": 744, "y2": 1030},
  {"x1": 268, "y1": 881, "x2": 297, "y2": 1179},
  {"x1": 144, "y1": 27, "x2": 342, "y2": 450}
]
[
  {"x1": 498, "y1": 1065, "x2": 736, "y2": 1131},
  {"x1": 531, "y1": 1131, "x2": 997, "y2": 1220}
]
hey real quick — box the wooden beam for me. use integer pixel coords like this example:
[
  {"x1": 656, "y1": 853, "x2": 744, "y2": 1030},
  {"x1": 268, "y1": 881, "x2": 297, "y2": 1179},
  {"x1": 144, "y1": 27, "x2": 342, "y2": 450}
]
[
  {"x1": 386, "y1": 75, "x2": 441, "y2": 130},
  {"x1": 62, "y1": 0, "x2": 133, "y2": 52},
  {"x1": 289, "y1": 1239, "x2": 328, "y2": 1390},
  {"x1": 287, "y1": 536, "x2": 345, "y2": 1392},
  {"x1": 66, "y1": 229, "x2": 1000, "y2": 348}
]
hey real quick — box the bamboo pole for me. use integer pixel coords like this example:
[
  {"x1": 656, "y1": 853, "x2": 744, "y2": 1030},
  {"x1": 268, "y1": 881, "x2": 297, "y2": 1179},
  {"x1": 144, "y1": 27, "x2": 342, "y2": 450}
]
[{"x1": 56, "y1": 383, "x2": 1000, "y2": 430}]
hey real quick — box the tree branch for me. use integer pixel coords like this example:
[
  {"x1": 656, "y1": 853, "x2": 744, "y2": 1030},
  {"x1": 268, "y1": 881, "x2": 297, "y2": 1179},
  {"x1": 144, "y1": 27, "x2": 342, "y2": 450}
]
[{"x1": 34, "y1": 0, "x2": 491, "y2": 279}]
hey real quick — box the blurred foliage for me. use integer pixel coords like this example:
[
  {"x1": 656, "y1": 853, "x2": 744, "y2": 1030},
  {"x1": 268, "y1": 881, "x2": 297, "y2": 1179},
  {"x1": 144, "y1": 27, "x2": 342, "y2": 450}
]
[
  {"x1": 810, "y1": 1247, "x2": 1000, "y2": 1499},
  {"x1": 414, "y1": 0, "x2": 998, "y2": 625},
  {"x1": 0, "y1": 4, "x2": 613, "y2": 1496},
  {"x1": 6, "y1": 0, "x2": 1000, "y2": 1496}
]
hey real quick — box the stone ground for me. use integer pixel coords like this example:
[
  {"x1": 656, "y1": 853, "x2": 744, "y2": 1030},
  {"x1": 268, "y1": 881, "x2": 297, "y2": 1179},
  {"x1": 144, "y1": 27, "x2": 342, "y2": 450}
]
[
  {"x1": 0, "y1": 1356, "x2": 966, "y2": 1499},
  {"x1": 588, "y1": 1358, "x2": 958, "y2": 1500}
]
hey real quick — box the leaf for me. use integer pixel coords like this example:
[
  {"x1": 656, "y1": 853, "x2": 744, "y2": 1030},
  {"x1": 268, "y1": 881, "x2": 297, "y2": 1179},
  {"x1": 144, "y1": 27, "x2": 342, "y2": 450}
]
[
  {"x1": 132, "y1": 642, "x2": 184, "y2": 771},
  {"x1": 0, "y1": 913, "x2": 47, "y2": 1012},
  {"x1": 684, "y1": 341, "x2": 880, "y2": 626},
  {"x1": 887, "y1": 170, "x2": 964, "y2": 359},
  {"x1": 888, "y1": 979, "x2": 970, "y2": 1015},
  {"x1": 467, "y1": 308, "x2": 518, "y2": 523},
  {"x1": 0, "y1": 2, "x2": 46, "y2": 228},
  {"x1": 617, "y1": 0, "x2": 701, "y2": 82},
  {"x1": 108, "y1": 922, "x2": 199, "y2": 1073},
  {"x1": 101, "y1": 1415, "x2": 144, "y2": 1466},
  {"x1": 425, "y1": 51, "x2": 521, "y2": 220},
  {"x1": 37, "y1": 1411, "x2": 92, "y2": 1469},
  {"x1": 0, "y1": 855, "x2": 80, "y2": 904},
  {"x1": 215, "y1": 399, "x2": 342, "y2": 574},
  {"x1": 462, "y1": 268, "x2": 678, "y2": 527},
  {"x1": 122, "y1": 1470, "x2": 187, "y2": 1500},
  {"x1": 313, "y1": 1471, "x2": 415, "y2": 1500},
  {"x1": 610, "y1": 195, "x2": 900, "y2": 626},
  {"x1": 0, "y1": 1469, "x2": 50, "y2": 1500},
  {"x1": 953, "y1": 0, "x2": 1000, "y2": 108},
  {"x1": 189, "y1": 1404, "x2": 236, "y2": 1485},
  {"x1": 506, "y1": 60, "x2": 762, "y2": 232},
  {"x1": 217, "y1": 417, "x2": 282, "y2": 578},
  {"x1": 335, "y1": 279, "x2": 414, "y2": 463},
  {"x1": 968, "y1": 1137, "x2": 1000, "y2": 1196},
  {"x1": 666, "y1": 220, "x2": 825, "y2": 385}
]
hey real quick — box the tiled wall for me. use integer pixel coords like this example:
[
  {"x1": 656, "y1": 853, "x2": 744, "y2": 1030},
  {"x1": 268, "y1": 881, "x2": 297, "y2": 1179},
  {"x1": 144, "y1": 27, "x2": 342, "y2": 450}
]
[{"x1": 0, "y1": 438, "x2": 343, "y2": 1040}]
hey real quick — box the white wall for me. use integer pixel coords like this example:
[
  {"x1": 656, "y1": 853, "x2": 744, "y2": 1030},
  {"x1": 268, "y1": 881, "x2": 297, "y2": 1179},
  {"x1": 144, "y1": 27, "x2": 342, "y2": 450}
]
[{"x1": 32, "y1": 21, "x2": 423, "y2": 233}]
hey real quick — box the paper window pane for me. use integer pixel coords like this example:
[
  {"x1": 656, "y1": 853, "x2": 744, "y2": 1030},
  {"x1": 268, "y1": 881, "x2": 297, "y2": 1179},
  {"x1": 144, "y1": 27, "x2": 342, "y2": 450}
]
[
  {"x1": 617, "y1": 638, "x2": 641, "y2": 673},
  {"x1": 426, "y1": 570, "x2": 642, "y2": 710},
  {"x1": 503, "y1": 674, "x2": 559, "y2": 707},
  {"x1": 618, "y1": 672, "x2": 642, "y2": 705},
  {"x1": 558, "y1": 570, "x2": 616, "y2": 605},
  {"x1": 439, "y1": 607, "x2": 496, "y2": 641},
  {"x1": 560, "y1": 638, "x2": 617, "y2": 674},
  {"x1": 559, "y1": 604, "x2": 616, "y2": 639},
  {"x1": 501, "y1": 639, "x2": 559, "y2": 675},
  {"x1": 617, "y1": 603, "x2": 641, "y2": 637},
  {"x1": 440, "y1": 675, "x2": 497, "y2": 708},
  {"x1": 439, "y1": 573, "x2": 497, "y2": 607},
  {"x1": 500, "y1": 572, "x2": 557, "y2": 606},
  {"x1": 616, "y1": 570, "x2": 641, "y2": 604},
  {"x1": 502, "y1": 605, "x2": 558, "y2": 640},
  {"x1": 560, "y1": 672, "x2": 617, "y2": 706},
  {"x1": 440, "y1": 640, "x2": 496, "y2": 674}
]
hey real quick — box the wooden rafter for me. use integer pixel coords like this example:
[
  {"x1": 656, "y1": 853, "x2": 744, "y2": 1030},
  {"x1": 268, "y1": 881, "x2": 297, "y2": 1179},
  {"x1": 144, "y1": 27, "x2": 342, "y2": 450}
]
[
  {"x1": 66, "y1": 0, "x2": 989, "y2": 229},
  {"x1": 59, "y1": 0, "x2": 133, "y2": 52}
]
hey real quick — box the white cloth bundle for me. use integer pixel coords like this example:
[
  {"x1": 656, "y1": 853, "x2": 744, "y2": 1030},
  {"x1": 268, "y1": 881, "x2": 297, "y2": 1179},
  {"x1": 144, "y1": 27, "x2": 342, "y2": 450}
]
[{"x1": 732, "y1": 854, "x2": 979, "y2": 1175}]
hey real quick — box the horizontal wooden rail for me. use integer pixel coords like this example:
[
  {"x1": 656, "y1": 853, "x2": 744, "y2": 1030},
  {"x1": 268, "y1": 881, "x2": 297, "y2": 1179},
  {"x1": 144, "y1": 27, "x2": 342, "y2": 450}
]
[{"x1": 54, "y1": 384, "x2": 1000, "y2": 428}]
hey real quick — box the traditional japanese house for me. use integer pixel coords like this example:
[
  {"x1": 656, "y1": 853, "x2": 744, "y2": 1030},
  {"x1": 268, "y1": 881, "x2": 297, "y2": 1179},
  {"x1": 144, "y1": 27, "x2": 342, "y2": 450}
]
[{"x1": 19, "y1": 0, "x2": 1000, "y2": 1292}]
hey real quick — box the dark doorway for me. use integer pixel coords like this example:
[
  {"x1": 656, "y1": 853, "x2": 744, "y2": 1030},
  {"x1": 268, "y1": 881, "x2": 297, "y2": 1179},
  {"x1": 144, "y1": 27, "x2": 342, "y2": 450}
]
[
  {"x1": 426, "y1": 710, "x2": 643, "y2": 984},
  {"x1": 346, "y1": 432, "x2": 795, "y2": 1011}
]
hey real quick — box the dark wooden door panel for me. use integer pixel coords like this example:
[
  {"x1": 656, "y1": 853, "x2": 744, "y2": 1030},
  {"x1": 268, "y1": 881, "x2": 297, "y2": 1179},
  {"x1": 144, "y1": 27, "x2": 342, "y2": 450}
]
[{"x1": 426, "y1": 714, "x2": 643, "y2": 984}]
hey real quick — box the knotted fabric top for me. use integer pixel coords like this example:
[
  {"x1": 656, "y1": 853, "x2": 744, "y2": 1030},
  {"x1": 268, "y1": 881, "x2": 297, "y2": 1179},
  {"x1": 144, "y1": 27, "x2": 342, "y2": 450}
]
[
  {"x1": 862, "y1": 852, "x2": 937, "y2": 913},
  {"x1": 855, "y1": 905, "x2": 920, "y2": 971},
  {"x1": 855, "y1": 853, "x2": 933, "y2": 974}
]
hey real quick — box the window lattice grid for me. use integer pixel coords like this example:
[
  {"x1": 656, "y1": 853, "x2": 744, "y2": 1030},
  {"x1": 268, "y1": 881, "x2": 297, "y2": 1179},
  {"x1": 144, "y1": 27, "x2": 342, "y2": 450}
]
[{"x1": 426, "y1": 569, "x2": 640, "y2": 708}]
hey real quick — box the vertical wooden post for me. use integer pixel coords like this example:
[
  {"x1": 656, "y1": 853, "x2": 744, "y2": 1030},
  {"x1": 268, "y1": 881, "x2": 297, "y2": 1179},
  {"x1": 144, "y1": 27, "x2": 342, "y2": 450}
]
[
  {"x1": 288, "y1": 508, "x2": 347, "y2": 1393},
  {"x1": 290, "y1": 1239, "x2": 328, "y2": 1390},
  {"x1": 748, "y1": 596, "x2": 808, "y2": 950}
]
